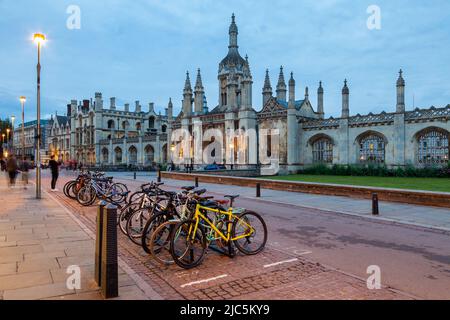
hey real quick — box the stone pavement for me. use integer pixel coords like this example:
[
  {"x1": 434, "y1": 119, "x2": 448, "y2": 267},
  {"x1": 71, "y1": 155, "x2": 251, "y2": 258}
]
[
  {"x1": 114, "y1": 172, "x2": 450, "y2": 233},
  {"x1": 0, "y1": 172, "x2": 149, "y2": 300}
]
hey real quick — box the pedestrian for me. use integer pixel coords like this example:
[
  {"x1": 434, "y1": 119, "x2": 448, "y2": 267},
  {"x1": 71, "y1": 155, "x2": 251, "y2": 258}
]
[
  {"x1": 20, "y1": 158, "x2": 30, "y2": 189},
  {"x1": 6, "y1": 155, "x2": 18, "y2": 187},
  {"x1": 48, "y1": 155, "x2": 60, "y2": 191},
  {"x1": 0, "y1": 158, "x2": 5, "y2": 172}
]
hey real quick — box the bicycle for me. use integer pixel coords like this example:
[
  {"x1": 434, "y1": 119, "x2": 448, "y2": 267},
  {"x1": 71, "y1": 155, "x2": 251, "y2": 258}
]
[{"x1": 169, "y1": 195, "x2": 267, "y2": 269}]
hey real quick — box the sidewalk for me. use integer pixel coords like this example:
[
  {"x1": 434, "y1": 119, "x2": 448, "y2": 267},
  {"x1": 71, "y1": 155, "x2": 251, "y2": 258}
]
[
  {"x1": 115, "y1": 172, "x2": 450, "y2": 233},
  {"x1": 0, "y1": 172, "x2": 148, "y2": 300}
]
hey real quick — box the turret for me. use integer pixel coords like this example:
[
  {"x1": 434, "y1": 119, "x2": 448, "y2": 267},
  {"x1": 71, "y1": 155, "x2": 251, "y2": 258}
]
[
  {"x1": 182, "y1": 71, "x2": 193, "y2": 117},
  {"x1": 167, "y1": 98, "x2": 173, "y2": 121},
  {"x1": 262, "y1": 69, "x2": 272, "y2": 107},
  {"x1": 288, "y1": 72, "x2": 295, "y2": 109},
  {"x1": 396, "y1": 69, "x2": 405, "y2": 113},
  {"x1": 94, "y1": 92, "x2": 103, "y2": 111},
  {"x1": 135, "y1": 101, "x2": 141, "y2": 113},
  {"x1": 341, "y1": 79, "x2": 349, "y2": 118},
  {"x1": 276, "y1": 66, "x2": 287, "y2": 102},
  {"x1": 317, "y1": 81, "x2": 324, "y2": 119},
  {"x1": 194, "y1": 68, "x2": 205, "y2": 114},
  {"x1": 110, "y1": 97, "x2": 116, "y2": 110}
]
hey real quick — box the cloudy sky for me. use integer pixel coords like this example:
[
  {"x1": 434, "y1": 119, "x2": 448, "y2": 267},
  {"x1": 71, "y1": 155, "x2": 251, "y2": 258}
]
[{"x1": 0, "y1": 0, "x2": 449, "y2": 123}]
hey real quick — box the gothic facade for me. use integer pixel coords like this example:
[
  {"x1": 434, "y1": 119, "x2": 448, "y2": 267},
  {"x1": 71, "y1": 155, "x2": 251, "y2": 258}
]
[
  {"x1": 167, "y1": 14, "x2": 450, "y2": 174},
  {"x1": 68, "y1": 94, "x2": 168, "y2": 167}
]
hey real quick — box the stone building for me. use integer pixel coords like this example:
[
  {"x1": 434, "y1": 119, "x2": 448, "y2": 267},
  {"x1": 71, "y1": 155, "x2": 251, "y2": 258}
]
[
  {"x1": 168, "y1": 14, "x2": 450, "y2": 174},
  {"x1": 69, "y1": 94, "x2": 168, "y2": 167},
  {"x1": 13, "y1": 119, "x2": 51, "y2": 163},
  {"x1": 48, "y1": 111, "x2": 71, "y2": 162}
]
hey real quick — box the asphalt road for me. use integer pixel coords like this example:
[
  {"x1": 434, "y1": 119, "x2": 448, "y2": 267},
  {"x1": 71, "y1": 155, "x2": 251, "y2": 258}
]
[{"x1": 47, "y1": 170, "x2": 450, "y2": 299}]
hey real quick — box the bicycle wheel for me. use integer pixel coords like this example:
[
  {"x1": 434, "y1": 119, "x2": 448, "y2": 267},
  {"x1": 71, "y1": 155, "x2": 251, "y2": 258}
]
[
  {"x1": 77, "y1": 185, "x2": 96, "y2": 206},
  {"x1": 63, "y1": 181, "x2": 74, "y2": 198},
  {"x1": 125, "y1": 207, "x2": 152, "y2": 245},
  {"x1": 141, "y1": 210, "x2": 170, "y2": 254},
  {"x1": 109, "y1": 183, "x2": 128, "y2": 202},
  {"x1": 149, "y1": 220, "x2": 178, "y2": 265},
  {"x1": 170, "y1": 220, "x2": 207, "y2": 269},
  {"x1": 232, "y1": 211, "x2": 267, "y2": 255},
  {"x1": 118, "y1": 203, "x2": 140, "y2": 236}
]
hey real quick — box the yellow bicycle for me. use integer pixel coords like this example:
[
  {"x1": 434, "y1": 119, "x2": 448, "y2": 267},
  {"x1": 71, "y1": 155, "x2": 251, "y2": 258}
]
[{"x1": 169, "y1": 195, "x2": 268, "y2": 269}]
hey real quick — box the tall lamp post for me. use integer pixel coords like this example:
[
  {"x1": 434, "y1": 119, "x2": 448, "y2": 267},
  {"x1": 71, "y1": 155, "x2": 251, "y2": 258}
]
[
  {"x1": 6, "y1": 128, "x2": 10, "y2": 151},
  {"x1": 11, "y1": 116, "x2": 15, "y2": 155},
  {"x1": 20, "y1": 97, "x2": 26, "y2": 163},
  {"x1": 34, "y1": 33, "x2": 46, "y2": 199}
]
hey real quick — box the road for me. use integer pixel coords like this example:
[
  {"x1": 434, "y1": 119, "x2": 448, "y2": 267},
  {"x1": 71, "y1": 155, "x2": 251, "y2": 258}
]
[{"x1": 43, "y1": 170, "x2": 450, "y2": 299}]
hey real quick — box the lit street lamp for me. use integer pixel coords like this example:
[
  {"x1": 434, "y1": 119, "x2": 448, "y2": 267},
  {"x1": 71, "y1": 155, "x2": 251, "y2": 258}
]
[
  {"x1": 20, "y1": 96, "x2": 26, "y2": 163},
  {"x1": 34, "y1": 32, "x2": 46, "y2": 199}
]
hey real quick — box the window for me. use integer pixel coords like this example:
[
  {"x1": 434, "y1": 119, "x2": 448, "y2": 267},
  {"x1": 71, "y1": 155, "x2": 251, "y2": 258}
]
[
  {"x1": 102, "y1": 148, "x2": 109, "y2": 164},
  {"x1": 114, "y1": 147, "x2": 122, "y2": 164},
  {"x1": 107, "y1": 120, "x2": 115, "y2": 129},
  {"x1": 162, "y1": 125, "x2": 167, "y2": 133},
  {"x1": 128, "y1": 146, "x2": 137, "y2": 165},
  {"x1": 144, "y1": 145, "x2": 154, "y2": 165},
  {"x1": 417, "y1": 129, "x2": 449, "y2": 166},
  {"x1": 359, "y1": 134, "x2": 385, "y2": 164},
  {"x1": 312, "y1": 138, "x2": 333, "y2": 163},
  {"x1": 149, "y1": 117, "x2": 155, "y2": 129}
]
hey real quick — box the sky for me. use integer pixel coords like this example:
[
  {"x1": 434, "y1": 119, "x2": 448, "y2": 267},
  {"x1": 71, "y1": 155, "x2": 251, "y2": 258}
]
[{"x1": 0, "y1": 0, "x2": 449, "y2": 123}]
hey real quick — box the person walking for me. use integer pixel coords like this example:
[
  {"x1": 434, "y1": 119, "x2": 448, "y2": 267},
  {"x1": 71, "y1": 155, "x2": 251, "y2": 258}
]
[
  {"x1": 48, "y1": 155, "x2": 60, "y2": 191},
  {"x1": 0, "y1": 158, "x2": 6, "y2": 172},
  {"x1": 20, "y1": 159, "x2": 30, "y2": 189},
  {"x1": 6, "y1": 155, "x2": 18, "y2": 187}
]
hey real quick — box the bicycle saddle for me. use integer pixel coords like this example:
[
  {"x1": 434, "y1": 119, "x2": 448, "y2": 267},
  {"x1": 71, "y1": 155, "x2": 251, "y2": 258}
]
[
  {"x1": 194, "y1": 189, "x2": 207, "y2": 195},
  {"x1": 182, "y1": 186, "x2": 196, "y2": 191},
  {"x1": 224, "y1": 195, "x2": 239, "y2": 201}
]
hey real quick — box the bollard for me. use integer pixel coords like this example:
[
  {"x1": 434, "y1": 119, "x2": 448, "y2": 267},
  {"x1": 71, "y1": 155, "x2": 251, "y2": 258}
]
[
  {"x1": 134, "y1": 172, "x2": 136, "y2": 180},
  {"x1": 256, "y1": 183, "x2": 261, "y2": 198},
  {"x1": 157, "y1": 170, "x2": 161, "y2": 183},
  {"x1": 195, "y1": 177, "x2": 199, "y2": 188},
  {"x1": 101, "y1": 204, "x2": 119, "y2": 299},
  {"x1": 372, "y1": 193, "x2": 379, "y2": 216},
  {"x1": 95, "y1": 201, "x2": 107, "y2": 286}
]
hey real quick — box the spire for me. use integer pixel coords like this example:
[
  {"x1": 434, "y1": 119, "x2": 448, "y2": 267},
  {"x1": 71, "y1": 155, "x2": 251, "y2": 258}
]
[
  {"x1": 397, "y1": 69, "x2": 405, "y2": 87},
  {"x1": 184, "y1": 71, "x2": 192, "y2": 93},
  {"x1": 168, "y1": 97, "x2": 173, "y2": 108},
  {"x1": 289, "y1": 72, "x2": 295, "y2": 87},
  {"x1": 195, "y1": 68, "x2": 204, "y2": 91},
  {"x1": 305, "y1": 86, "x2": 309, "y2": 100},
  {"x1": 342, "y1": 79, "x2": 349, "y2": 118},
  {"x1": 229, "y1": 13, "x2": 238, "y2": 49},
  {"x1": 276, "y1": 66, "x2": 287, "y2": 102},
  {"x1": 263, "y1": 69, "x2": 272, "y2": 91}
]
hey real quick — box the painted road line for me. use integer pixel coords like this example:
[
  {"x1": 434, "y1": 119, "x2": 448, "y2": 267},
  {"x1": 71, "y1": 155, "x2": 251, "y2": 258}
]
[
  {"x1": 294, "y1": 250, "x2": 313, "y2": 256},
  {"x1": 180, "y1": 274, "x2": 229, "y2": 288},
  {"x1": 263, "y1": 258, "x2": 298, "y2": 268}
]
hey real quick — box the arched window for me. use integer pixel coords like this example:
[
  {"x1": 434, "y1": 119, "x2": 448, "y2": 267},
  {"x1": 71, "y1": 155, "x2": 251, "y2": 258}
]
[
  {"x1": 359, "y1": 133, "x2": 385, "y2": 164},
  {"x1": 128, "y1": 146, "x2": 137, "y2": 165},
  {"x1": 107, "y1": 120, "x2": 115, "y2": 129},
  {"x1": 102, "y1": 148, "x2": 109, "y2": 164},
  {"x1": 312, "y1": 138, "x2": 333, "y2": 163},
  {"x1": 114, "y1": 147, "x2": 122, "y2": 164},
  {"x1": 122, "y1": 121, "x2": 129, "y2": 130},
  {"x1": 161, "y1": 125, "x2": 167, "y2": 133},
  {"x1": 136, "y1": 122, "x2": 141, "y2": 131},
  {"x1": 149, "y1": 116, "x2": 155, "y2": 129},
  {"x1": 417, "y1": 128, "x2": 449, "y2": 166},
  {"x1": 144, "y1": 145, "x2": 154, "y2": 165}
]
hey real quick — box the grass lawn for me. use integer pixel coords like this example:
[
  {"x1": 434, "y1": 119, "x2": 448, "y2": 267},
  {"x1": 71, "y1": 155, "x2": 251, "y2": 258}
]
[{"x1": 263, "y1": 174, "x2": 450, "y2": 193}]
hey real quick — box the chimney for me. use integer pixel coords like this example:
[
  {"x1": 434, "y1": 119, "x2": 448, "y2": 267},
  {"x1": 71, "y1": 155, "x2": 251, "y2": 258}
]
[
  {"x1": 110, "y1": 97, "x2": 116, "y2": 110},
  {"x1": 94, "y1": 92, "x2": 103, "y2": 111},
  {"x1": 149, "y1": 103, "x2": 155, "y2": 113},
  {"x1": 135, "y1": 101, "x2": 141, "y2": 113},
  {"x1": 124, "y1": 103, "x2": 130, "y2": 112}
]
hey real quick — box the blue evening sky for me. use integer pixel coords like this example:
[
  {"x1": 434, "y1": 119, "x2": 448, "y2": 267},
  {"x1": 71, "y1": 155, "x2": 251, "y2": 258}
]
[{"x1": 0, "y1": 0, "x2": 449, "y2": 123}]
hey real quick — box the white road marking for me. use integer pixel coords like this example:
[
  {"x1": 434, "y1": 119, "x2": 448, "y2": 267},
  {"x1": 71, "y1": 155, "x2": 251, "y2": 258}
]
[
  {"x1": 180, "y1": 274, "x2": 228, "y2": 288},
  {"x1": 294, "y1": 250, "x2": 313, "y2": 256},
  {"x1": 263, "y1": 258, "x2": 298, "y2": 268}
]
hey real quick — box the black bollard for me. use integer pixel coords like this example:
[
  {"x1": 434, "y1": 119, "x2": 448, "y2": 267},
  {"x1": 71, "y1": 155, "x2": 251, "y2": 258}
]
[
  {"x1": 95, "y1": 201, "x2": 107, "y2": 286},
  {"x1": 134, "y1": 172, "x2": 136, "y2": 180},
  {"x1": 101, "y1": 204, "x2": 119, "y2": 299},
  {"x1": 195, "y1": 177, "x2": 199, "y2": 188},
  {"x1": 157, "y1": 170, "x2": 161, "y2": 183},
  {"x1": 372, "y1": 193, "x2": 379, "y2": 216},
  {"x1": 256, "y1": 183, "x2": 261, "y2": 198}
]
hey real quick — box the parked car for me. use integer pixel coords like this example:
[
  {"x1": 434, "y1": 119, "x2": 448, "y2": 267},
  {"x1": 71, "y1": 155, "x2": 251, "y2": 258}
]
[{"x1": 204, "y1": 164, "x2": 226, "y2": 171}]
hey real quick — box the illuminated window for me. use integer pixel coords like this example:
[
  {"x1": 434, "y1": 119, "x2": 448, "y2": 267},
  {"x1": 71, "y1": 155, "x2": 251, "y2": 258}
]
[
  {"x1": 417, "y1": 129, "x2": 449, "y2": 166},
  {"x1": 359, "y1": 134, "x2": 385, "y2": 164}
]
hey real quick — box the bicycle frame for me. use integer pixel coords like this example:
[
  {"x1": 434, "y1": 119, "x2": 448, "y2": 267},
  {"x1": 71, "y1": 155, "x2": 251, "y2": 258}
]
[{"x1": 190, "y1": 204, "x2": 254, "y2": 242}]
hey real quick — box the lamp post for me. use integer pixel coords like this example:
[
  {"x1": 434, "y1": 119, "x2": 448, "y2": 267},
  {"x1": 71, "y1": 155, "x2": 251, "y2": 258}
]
[
  {"x1": 11, "y1": 116, "x2": 15, "y2": 155},
  {"x1": 6, "y1": 128, "x2": 10, "y2": 150},
  {"x1": 20, "y1": 97, "x2": 26, "y2": 163},
  {"x1": 34, "y1": 33, "x2": 46, "y2": 199}
]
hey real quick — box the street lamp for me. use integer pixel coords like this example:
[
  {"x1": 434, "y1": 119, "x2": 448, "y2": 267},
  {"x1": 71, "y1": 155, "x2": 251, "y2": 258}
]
[
  {"x1": 20, "y1": 96, "x2": 26, "y2": 164},
  {"x1": 11, "y1": 116, "x2": 15, "y2": 154},
  {"x1": 34, "y1": 32, "x2": 46, "y2": 199}
]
